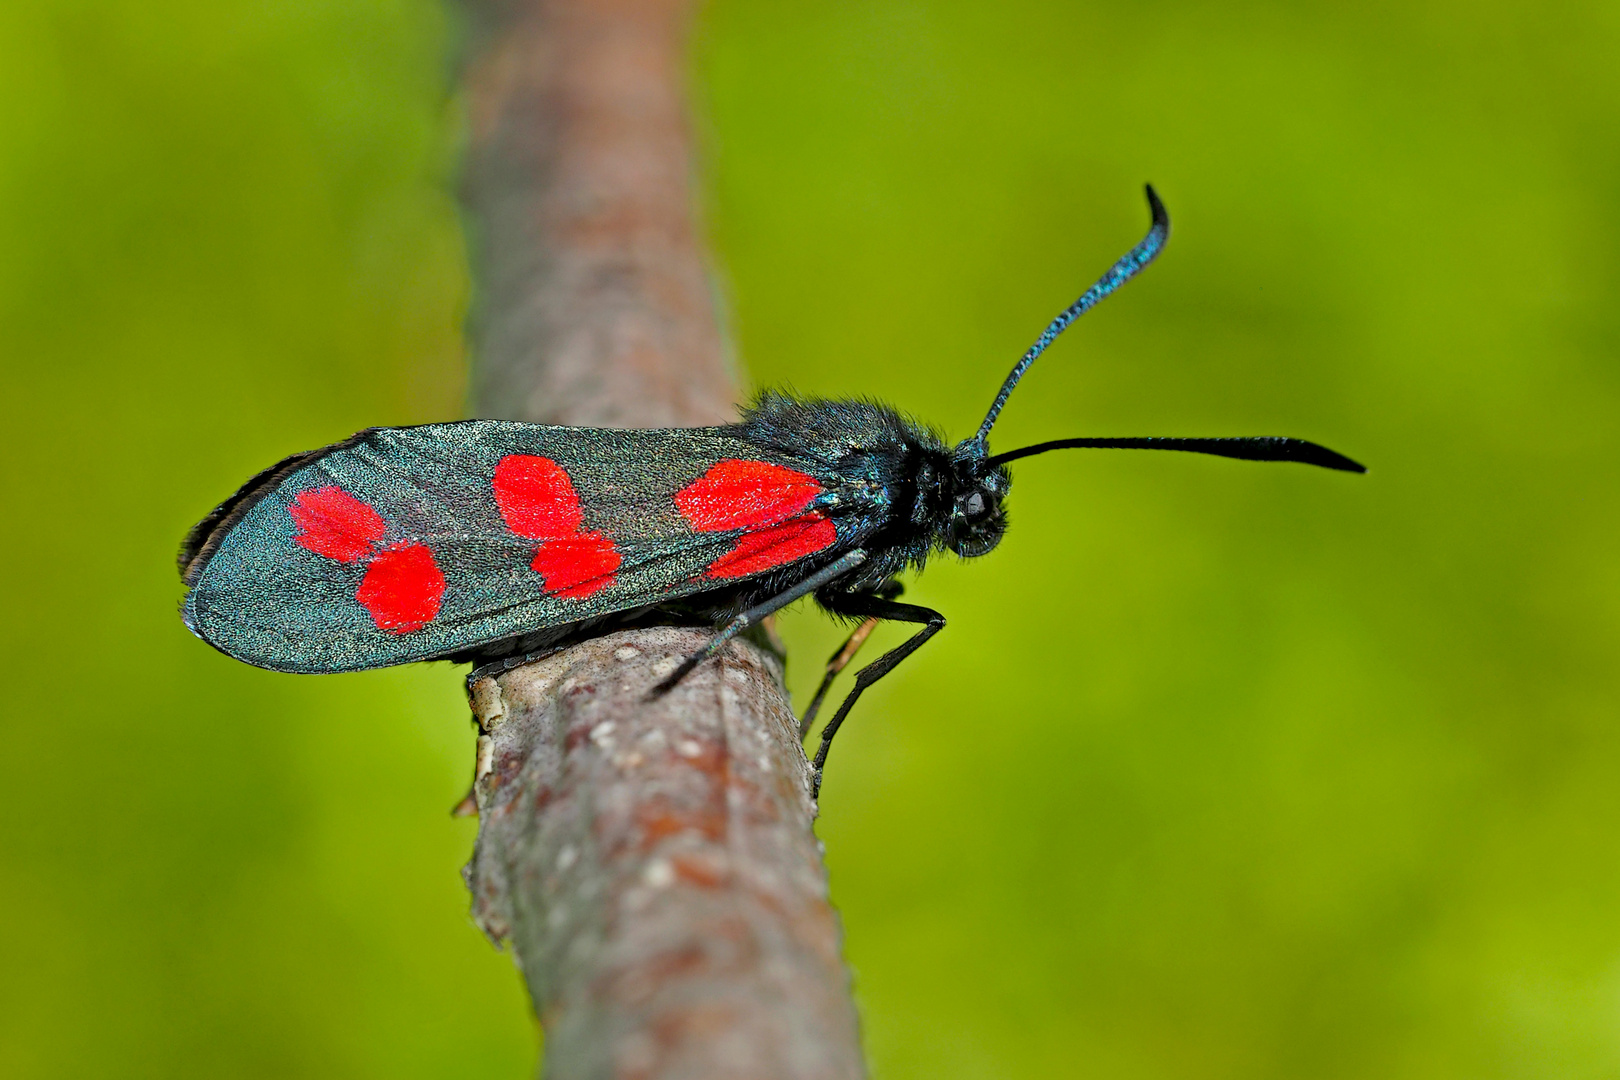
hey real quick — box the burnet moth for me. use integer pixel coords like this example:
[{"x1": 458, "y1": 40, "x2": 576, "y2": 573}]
[{"x1": 179, "y1": 187, "x2": 1364, "y2": 795}]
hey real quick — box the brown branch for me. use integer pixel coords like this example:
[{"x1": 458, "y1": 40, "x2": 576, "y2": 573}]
[{"x1": 455, "y1": 1, "x2": 864, "y2": 1076}]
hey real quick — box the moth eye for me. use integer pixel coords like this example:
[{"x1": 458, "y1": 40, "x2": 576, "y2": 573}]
[{"x1": 962, "y1": 492, "x2": 987, "y2": 518}]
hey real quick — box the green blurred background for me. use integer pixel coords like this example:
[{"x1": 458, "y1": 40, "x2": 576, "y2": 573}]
[{"x1": 3, "y1": 0, "x2": 1617, "y2": 1076}]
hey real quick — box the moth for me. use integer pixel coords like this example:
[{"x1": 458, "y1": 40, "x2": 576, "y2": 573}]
[{"x1": 179, "y1": 187, "x2": 1363, "y2": 793}]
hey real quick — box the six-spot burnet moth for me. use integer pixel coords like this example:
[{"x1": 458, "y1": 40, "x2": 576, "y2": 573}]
[{"x1": 178, "y1": 186, "x2": 1364, "y2": 795}]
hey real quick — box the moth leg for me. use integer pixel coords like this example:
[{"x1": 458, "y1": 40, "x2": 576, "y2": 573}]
[
  {"x1": 648, "y1": 549, "x2": 869, "y2": 699},
  {"x1": 798, "y1": 579, "x2": 905, "y2": 740},
  {"x1": 809, "y1": 592, "x2": 945, "y2": 799},
  {"x1": 464, "y1": 646, "x2": 567, "y2": 698}
]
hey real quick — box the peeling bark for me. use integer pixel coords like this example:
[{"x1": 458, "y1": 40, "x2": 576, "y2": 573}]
[{"x1": 455, "y1": 2, "x2": 864, "y2": 1077}]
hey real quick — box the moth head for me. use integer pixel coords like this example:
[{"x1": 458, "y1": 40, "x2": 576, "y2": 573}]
[{"x1": 943, "y1": 461, "x2": 1010, "y2": 558}]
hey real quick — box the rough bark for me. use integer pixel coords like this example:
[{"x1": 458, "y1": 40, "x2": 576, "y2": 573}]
[
  {"x1": 461, "y1": 0, "x2": 735, "y2": 429},
  {"x1": 456, "y1": 2, "x2": 865, "y2": 1077}
]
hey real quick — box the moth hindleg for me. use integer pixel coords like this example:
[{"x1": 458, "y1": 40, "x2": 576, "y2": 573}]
[{"x1": 648, "y1": 549, "x2": 870, "y2": 699}]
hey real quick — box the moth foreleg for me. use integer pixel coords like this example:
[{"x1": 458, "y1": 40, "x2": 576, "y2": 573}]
[
  {"x1": 809, "y1": 591, "x2": 945, "y2": 798},
  {"x1": 798, "y1": 579, "x2": 905, "y2": 739}
]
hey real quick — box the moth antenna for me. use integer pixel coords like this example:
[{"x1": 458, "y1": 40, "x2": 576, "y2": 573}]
[
  {"x1": 966, "y1": 184, "x2": 1170, "y2": 453},
  {"x1": 986, "y1": 435, "x2": 1367, "y2": 474}
]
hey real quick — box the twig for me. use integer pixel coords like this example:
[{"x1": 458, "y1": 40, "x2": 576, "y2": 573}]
[{"x1": 456, "y1": 1, "x2": 864, "y2": 1076}]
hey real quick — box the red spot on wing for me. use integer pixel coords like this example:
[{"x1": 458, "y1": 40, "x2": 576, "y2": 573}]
[
  {"x1": 492, "y1": 454, "x2": 624, "y2": 600},
  {"x1": 707, "y1": 512, "x2": 837, "y2": 579},
  {"x1": 494, "y1": 455, "x2": 584, "y2": 539},
  {"x1": 290, "y1": 486, "x2": 386, "y2": 562},
  {"x1": 530, "y1": 531, "x2": 621, "y2": 599},
  {"x1": 356, "y1": 542, "x2": 446, "y2": 632},
  {"x1": 287, "y1": 487, "x2": 446, "y2": 633},
  {"x1": 675, "y1": 460, "x2": 822, "y2": 532}
]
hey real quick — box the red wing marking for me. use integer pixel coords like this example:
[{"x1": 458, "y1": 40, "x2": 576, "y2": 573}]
[
  {"x1": 675, "y1": 460, "x2": 822, "y2": 532},
  {"x1": 288, "y1": 486, "x2": 444, "y2": 633},
  {"x1": 530, "y1": 531, "x2": 621, "y2": 599},
  {"x1": 492, "y1": 454, "x2": 624, "y2": 599},
  {"x1": 290, "y1": 486, "x2": 386, "y2": 562},
  {"x1": 494, "y1": 455, "x2": 584, "y2": 539},
  {"x1": 707, "y1": 512, "x2": 837, "y2": 579},
  {"x1": 356, "y1": 542, "x2": 446, "y2": 632}
]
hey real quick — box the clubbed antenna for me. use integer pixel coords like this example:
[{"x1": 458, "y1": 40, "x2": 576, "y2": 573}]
[
  {"x1": 965, "y1": 185, "x2": 1170, "y2": 453},
  {"x1": 987, "y1": 435, "x2": 1367, "y2": 473}
]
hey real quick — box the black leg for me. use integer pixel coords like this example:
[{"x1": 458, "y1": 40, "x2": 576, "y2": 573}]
[
  {"x1": 465, "y1": 645, "x2": 565, "y2": 697},
  {"x1": 648, "y1": 549, "x2": 869, "y2": 699},
  {"x1": 809, "y1": 591, "x2": 945, "y2": 798},
  {"x1": 797, "y1": 579, "x2": 905, "y2": 740},
  {"x1": 798, "y1": 620, "x2": 878, "y2": 740}
]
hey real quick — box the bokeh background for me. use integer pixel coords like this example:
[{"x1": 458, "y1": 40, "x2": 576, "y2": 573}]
[{"x1": 3, "y1": 0, "x2": 1617, "y2": 1076}]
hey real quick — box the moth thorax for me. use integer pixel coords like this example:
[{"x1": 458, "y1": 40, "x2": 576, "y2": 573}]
[{"x1": 907, "y1": 452, "x2": 955, "y2": 529}]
